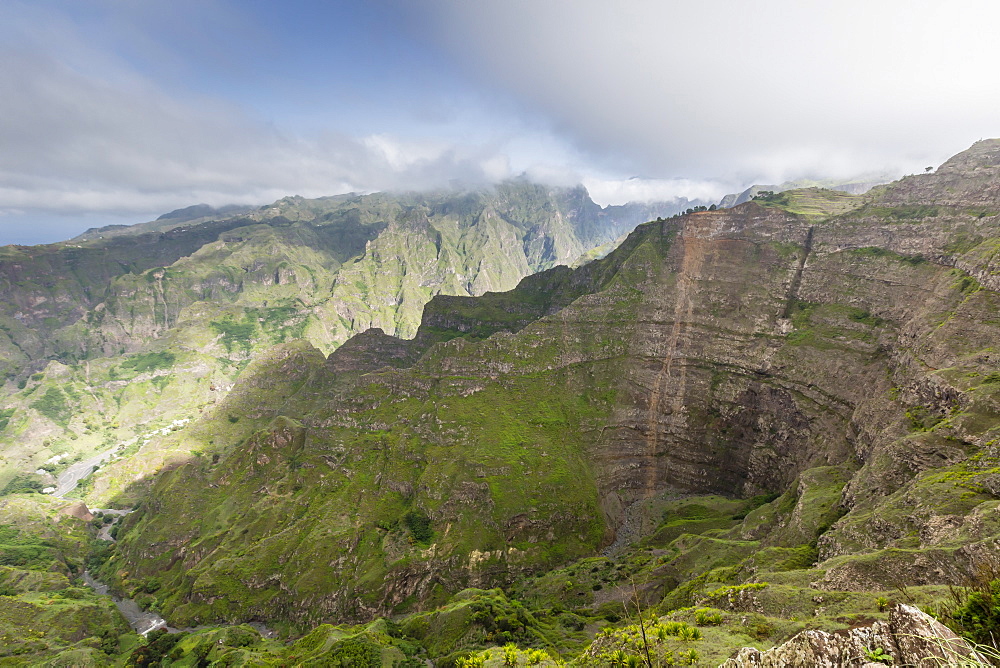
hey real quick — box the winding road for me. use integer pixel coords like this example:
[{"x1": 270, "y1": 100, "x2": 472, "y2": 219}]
[{"x1": 51, "y1": 442, "x2": 128, "y2": 498}]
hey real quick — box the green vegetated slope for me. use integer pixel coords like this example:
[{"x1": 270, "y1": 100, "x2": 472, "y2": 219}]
[
  {"x1": 95, "y1": 141, "x2": 1000, "y2": 657},
  {"x1": 0, "y1": 495, "x2": 133, "y2": 663},
  {"x1": 12, "y1": 140, "x2": 1000, "y2": 665},
  {"x1": 748, "y1": 186, "x2": 864, "y2": 218},
  {"x1": 0, "y1": 182, "x2": 683, "y2": 495},
  {"x1": 68, "y1": 203, "x2": 254, "y2": 243},
  {"x1": 717, "y1": 174, "x2": 892, "y2": 208}
]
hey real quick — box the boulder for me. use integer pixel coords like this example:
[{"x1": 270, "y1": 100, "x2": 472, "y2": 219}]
[
  {"x1": 721, "y1": 604, "x2": 986, "y2": 667},
  {"x1": 61, "y1": 501, "x2": 93, "y2": 522}
]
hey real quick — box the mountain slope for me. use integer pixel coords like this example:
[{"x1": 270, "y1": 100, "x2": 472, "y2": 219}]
[
  {"x1": 99, "y1": 142, "x2": 1000, "y2": 634},
  {"x1": 0, "y1": 182, "x2": 686, "y2": 491},
  {"x1": 69, "y1": 204, "x2": 254, "y2": 243}
]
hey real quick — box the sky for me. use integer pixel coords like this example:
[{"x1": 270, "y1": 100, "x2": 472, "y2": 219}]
[{"x1": 2, "y1": 0, "x2": 999, "y2": 244}]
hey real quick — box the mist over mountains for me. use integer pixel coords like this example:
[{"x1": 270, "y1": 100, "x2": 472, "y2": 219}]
[
  {"x1": 3, "y1": 1, "x2": 1000, "y2": 662},
  {"x1": 2, "y1": 142, "x2": 1000, "y2": 664}
]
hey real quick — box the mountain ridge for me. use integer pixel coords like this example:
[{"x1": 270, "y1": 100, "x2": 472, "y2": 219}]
[
  {"x1": 5, "y1": 142, "x2": 1000, "y2": 663},
  {"x1": 0, "y1": 180, "x2": 693, "y2": 494},
  {"x1": 101, "y1": 142, "x2": 1000, "y2": 639}
]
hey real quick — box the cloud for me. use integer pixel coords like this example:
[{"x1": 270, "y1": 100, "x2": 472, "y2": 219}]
[
  {"x1": 6, "y1": 1, "x2": 999, "y2": 244},
  {"x1": 0, "y1": 42, "x2": 521, "y2": 242},
  {"x1": 0, "y1": 0, "x2": 528, "y2": 242},
  {"x1": 582, "y1": 177, "x2": 730, "y2": 207},
  {"x1": 418, "y1": 0, "x2": 1000, "y2": 182},
  {"x1": 0, "y1": 45, "x2": 513, "y2": 207}
]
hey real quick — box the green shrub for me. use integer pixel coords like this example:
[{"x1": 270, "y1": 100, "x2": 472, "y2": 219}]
[
  {"x1": 694, "y1": 608, "x2": 723, "y2": 625},
  {"x1": 863, "y1": 646, "x2": 893, "y2": 664},
  {"x1": 211, "y1": 318, "x2": 257, "y2": 353},
  {"x1": 127, "y1": 628, "x2": 185, "y2": 666},
  {"x1": 120, "y1": 351, "x2": 176, "y2": 373},
  {"x1": 955, "y1": 275, "x2": 981, "y2": 295},
  {"x1": 0, "y1": 407, "x2": 14, "y2": 432},
  {"x1": 403, "y1": 509, "x2": 433, "y2": 544},
  {"x1": 31, "y1": 387, "x2": 71, "y2": 426},
  {"x1": 326, "y1": 637, "x2": 382, "y2": 667},
  {"x1": 0, "y1": 475, "x2": 43, "y2": 496},
  {"x1": 951, "y1": 579, "x2": 1000, "y2": 646},
  {"x1": 0, "y1": 524, "x2": 59, "y2": 570},
  {"x1": 906, "y1": 405, "x2": 944, "y2": 432},
  {"x1": 222, "y1": 625, "x2": 260, "y2": 648}
]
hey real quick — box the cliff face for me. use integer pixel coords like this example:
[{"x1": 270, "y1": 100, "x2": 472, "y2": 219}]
[
  {"x1": 0, "y1": 182, "x2": 682, "y2": 490},
  {"x1": 723, "y1": 604, "x2": 984, "y2": 667},
  {"x1": 0, "y1": 182, "x2": 673, "y2": 372},
  {"x1": 108, "y1": 142, "x2": 1000, "y2": 628}
]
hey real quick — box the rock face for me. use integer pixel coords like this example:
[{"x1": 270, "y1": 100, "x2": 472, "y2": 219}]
[
  {"x1": 60, "y1": 501, "x2": 93, "y2": 522},
  {"x1": 877, "y1": 138, "x2": 1000, "y2": 208},
  {"x1": 0, "y1": 181, "x2": 688, "y2": 491},
  {"x1": 722, "y1": 604, "x2": 985, "y2": 667},
  {"x1": 105, "y1": 141, "x2": 1000, "y2": 628}
]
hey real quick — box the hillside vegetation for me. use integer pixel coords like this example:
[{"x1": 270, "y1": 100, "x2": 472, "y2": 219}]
[
  {"x1": 0, "y1": 182, "x2": 686, "y2": 497},
  {"x1": 6, "y1": 141, "x2": 1000, "y2": 664}
]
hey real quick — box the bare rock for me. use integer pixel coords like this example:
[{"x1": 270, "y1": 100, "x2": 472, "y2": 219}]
[
  {"x1": 61, "y1": 501, "x2": 93, "y2": 522},
  {"x1": 720, "y1": 604, "x2": 985, "y2": 667}
]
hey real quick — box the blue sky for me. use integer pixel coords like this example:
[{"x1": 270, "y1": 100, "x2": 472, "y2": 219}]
[{"x1": 2, "y1": 0, "x2": 1000, "y2": 244}]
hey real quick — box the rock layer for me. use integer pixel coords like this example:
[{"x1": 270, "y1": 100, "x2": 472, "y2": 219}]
[
  {"x1": 722, "y1": 604, "x2": 985, "y2": 667},
  {"x1": 108, "y1": 141, "x2": 1000, "y2": 627}
]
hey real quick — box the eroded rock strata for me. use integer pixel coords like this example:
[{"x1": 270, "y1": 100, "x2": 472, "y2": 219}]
[
  {"x1": 723, "y1": 604, "x2": 984, "y2": 667},
  {"x1": 108, "y1": 142, "x2": 1000, "y2": 634}
]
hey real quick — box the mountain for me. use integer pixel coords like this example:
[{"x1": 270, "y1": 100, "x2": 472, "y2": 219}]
[
  {"x1": 6, "y1": 141, "x2": 1000, "y2": 664},
  {"x1": 0, "y1": 181, "x2": 689, "y2": 494},
  {"x1": 85, "y1": 139, "x2": 1000, "y2": 659},
  {"x1": 69, "y1": 204, "x2": 255, "y2": 243},
  {"x1": 717, "y1": 175, "x2": 892, "y2": 208}
]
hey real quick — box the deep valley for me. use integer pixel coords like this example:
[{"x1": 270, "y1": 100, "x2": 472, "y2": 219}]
[{"x1": 3, "y1": 144, "x2": 1000, "y2": 665}]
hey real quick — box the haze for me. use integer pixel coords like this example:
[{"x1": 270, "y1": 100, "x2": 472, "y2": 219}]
[{"x1": 1, "y1": 0, "x2": 998, "y2": 244}]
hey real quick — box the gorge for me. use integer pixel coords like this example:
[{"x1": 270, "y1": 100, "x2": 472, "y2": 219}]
[{"x1": 3, "y1": 142, "x2": 1000, "y2": 665}]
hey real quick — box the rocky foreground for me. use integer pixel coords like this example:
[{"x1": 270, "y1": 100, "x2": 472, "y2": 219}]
[{"x1": 724, "y1": 604, "x2": 986, "y2": 667}]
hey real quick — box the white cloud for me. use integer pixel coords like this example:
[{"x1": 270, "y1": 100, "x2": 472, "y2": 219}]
[
  {"x1": 0, "y1": 42, "x2": 518, "y2": 241},
  {"x1": 419, "y1": 0, "x2": 1000, "y2": 182},
  {"x1": 5, "y1": 0, "x2": 999, "y2": 244},
  {"x1": 583, "y1": 177, "x2": 730, "y2": 207}
]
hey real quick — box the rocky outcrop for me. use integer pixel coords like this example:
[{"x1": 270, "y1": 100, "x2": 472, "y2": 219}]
[
  {"x1": 60, "y1": 501, "x2": 93, "y2": 522},
  {"x1": 877, "y1": 138, "x2": 1000, "y2": 208},
  {"x1": 722, "y1": 604, "x2": 985, "y2": 667}
]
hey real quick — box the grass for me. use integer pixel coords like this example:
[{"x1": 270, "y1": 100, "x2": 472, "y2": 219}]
[
  {"x1": 855, "y1": 204, "x2": 942, "y2": 220},
  {"x1": 210, "y1": 317, "x2": 257, "y2": 354},
  {"x1": 752, "y1": 188, "x2": 865, "y2": 218},
  {"x1": 784, "y1": 300, "x2": 886, "y2": 349},
  {"x1": 119, "y1": 351, "x2": 176, "y2": 374},
  {"x1": 30, "y1": 387, "x2": 71, "y2": 427}
]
